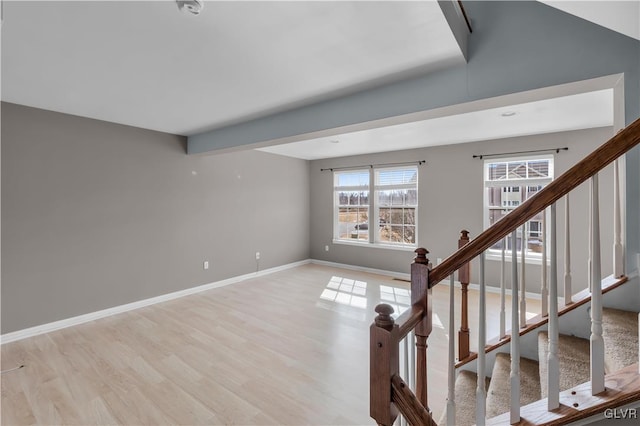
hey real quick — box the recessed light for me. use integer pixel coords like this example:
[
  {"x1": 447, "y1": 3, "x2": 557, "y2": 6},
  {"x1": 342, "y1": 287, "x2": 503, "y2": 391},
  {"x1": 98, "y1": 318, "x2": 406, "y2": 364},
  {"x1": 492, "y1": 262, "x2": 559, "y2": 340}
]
[{"x1": 501, "y1": 111, "x2": 517, "y2": 117}]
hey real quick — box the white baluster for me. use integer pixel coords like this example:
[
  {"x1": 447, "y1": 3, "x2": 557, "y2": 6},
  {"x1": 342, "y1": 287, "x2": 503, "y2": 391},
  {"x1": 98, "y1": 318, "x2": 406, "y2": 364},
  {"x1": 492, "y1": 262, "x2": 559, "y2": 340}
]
[
  {"x1": 409, "y1": 330, "x2": 415, "y2": 390},
  {"x1": 500, "y1": 238, "x2": 507, "y2": 339},
  {"x1": 588, "y1": 189, "x2": 593, "y2": 292},
  {"x1": 402, "y1": 333, "x2": 409, "y2": 426},
  {"x1": 564, "y1": 194, "x2": 573, "y2": 305},
  {"x1": 590, "y1": 175, "x2": 605, "y2": 395},
  {"x1": 520, "y1": 223, "x2": 527, "y2": 328},
  {"x1": 613, "y1": 159, "x2": 624, "y2": 278},
  {"x1": 447, "y1": 274, "x2": 456, "y2": 426},
  {"x1": 476, "y1": 253, "x2": 487, "y2": 426},
  {"x1": 541, "y1": 211, "x2": 548, "y2": 317},
  {"x1": 548, "y1": 203, "x2": 560, "y2": 409},
  {"x1": 510, "y1": 229, "x2": 521, "y2": 424},
  {"x1": 403, "y1": 335, "x2": 409, "y2": 380}
]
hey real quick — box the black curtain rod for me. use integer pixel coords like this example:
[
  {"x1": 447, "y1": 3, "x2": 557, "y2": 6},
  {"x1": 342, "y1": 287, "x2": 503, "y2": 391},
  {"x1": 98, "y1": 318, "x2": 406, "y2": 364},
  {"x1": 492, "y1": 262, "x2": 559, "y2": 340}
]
[
  {"x1": 320, "y1": 160, "x2": 425, "y2": 172},
  {"x1": 472, "y1": 147, "x2": 568, "y2": 160}
]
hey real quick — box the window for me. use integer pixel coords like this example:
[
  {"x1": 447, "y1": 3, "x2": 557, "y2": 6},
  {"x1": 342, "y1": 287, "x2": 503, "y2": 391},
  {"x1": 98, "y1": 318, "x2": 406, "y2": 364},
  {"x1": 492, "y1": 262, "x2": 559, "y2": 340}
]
[
  {"x1": 484, "y1": 156, "x2": 553, "y2": 259},
  {"x1": 334, "y1": 170, "x2": 370, "y2": 242},
  {"x1": 375, "y1": 167, "x2": 418, "y2": 245},
  {"x1": 334, "y1": 166, "x2": 418, "y2": 248}
]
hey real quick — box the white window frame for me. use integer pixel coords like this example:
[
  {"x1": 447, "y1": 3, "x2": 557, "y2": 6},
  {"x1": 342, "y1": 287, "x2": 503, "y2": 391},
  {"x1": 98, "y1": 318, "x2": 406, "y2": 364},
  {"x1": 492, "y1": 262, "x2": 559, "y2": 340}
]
[
  {"x1": 483, "y1": 155, "x2": 554, "y2": 264},
  {"x1": 333, "y1": 169, "x2": 371, "y2": 244},
  {"x1": 374, "y1": 167, "x2": 418, "y2": 248},
  {"x1": 333, "y1": 166, "x2": 418, "y2": 250}
]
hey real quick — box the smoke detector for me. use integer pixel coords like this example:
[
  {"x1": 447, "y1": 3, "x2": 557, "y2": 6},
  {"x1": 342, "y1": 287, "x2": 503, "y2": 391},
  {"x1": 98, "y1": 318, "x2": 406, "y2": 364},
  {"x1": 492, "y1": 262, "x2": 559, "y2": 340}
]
[{"x1": 177, "y1": 0, "x2": 204, "y2": 16}]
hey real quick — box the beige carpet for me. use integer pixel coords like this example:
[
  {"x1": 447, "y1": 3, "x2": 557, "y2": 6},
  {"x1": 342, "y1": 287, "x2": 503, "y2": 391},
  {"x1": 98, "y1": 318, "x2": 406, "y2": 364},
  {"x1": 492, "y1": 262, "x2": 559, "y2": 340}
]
[
  {"x1": 602, "y1": 308, "x2": 639, "y2": 373},
  {"x1": 437, "y1": 370, "x2": 489, "y2": 426},
  {"x1": 444, "y1": 308, "x2": 638, "y2": 424},
  {"x1": 485, "y1": 353, "x2": 541, "y2": 419},
  {"x1": 537, "y1": 332, "x2": 591, "y2": 398}
]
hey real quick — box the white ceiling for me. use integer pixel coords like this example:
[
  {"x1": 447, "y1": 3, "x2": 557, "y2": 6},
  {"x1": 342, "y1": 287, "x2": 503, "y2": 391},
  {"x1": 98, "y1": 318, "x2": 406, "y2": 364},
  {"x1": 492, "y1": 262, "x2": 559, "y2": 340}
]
[
  {"x1": 1, "y1": 1, "x2": 633, "y2": 160},
  {"x1": 257, "y1": 89, "x2": 614, "y2": 160},
  {"x1": 1, "y1": 0, "x2": 465, "y2": 136}
]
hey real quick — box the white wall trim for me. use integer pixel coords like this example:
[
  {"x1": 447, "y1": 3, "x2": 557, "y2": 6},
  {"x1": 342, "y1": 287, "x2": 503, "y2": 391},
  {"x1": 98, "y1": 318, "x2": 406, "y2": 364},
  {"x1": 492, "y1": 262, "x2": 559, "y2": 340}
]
[
  {"x1": 310, "y1": 258, "x2": 548, "y2": 299},
  {"x1": 1, "y1": 259, "x2": 311, "y2": 345},
  {"x1": 310, "y1": 258, "x2": 411, "y2": 281},
  {"x1": 441, "y1": 278, "x2": 545, "y2": 301},
  {"x1": 3, "y1": 259, "x2": 634, "y2": 345}
]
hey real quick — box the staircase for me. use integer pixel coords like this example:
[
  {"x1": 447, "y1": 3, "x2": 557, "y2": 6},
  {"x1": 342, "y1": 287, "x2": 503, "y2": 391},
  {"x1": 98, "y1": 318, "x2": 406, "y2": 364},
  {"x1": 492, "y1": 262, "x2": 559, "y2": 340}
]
[
  {"x1": 369, "y1": 117, "x2": 640, "y2": 426},
  {"x1": 445, "y1": 307, "x2": 639, "y2": 425}
]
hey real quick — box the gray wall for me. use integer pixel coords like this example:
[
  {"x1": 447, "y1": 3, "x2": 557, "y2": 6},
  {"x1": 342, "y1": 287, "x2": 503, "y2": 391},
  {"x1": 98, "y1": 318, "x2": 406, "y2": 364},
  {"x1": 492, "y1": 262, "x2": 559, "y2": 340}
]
[
  {"x1": 188, "y1": 0, "x2": 640, "y2": 275},
  {"x1": 1, "y1": 103, "x2": 310, "y2": 333},
  {"x1": 310, "y1": 127, "x2": 615, "y2": 294}
]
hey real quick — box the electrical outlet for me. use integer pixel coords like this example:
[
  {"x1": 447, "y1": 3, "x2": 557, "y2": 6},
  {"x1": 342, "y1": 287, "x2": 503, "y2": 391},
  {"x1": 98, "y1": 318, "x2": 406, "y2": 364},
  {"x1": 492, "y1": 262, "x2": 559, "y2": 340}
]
[
  {"x1": 255, "y1": 252, "x2": 260, "y2": 260},
  {"x1": 325, "y1": 245, "x2": 329, "y2": 252},
  {"x1": 203, "y1": 261, "x2": 209, "y2": 270},
  {"x1": 437, "y1": 258, "x2": 442, "y2": 265}
]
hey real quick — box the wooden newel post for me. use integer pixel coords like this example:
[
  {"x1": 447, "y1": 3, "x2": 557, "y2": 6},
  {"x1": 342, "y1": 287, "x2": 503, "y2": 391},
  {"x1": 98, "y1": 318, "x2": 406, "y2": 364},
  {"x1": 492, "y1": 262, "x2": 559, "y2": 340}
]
[
  {"x1": 370, "y1": 303, "x2": 399, "y2": 426},
  {"x1": 412, "y1": 247, "x2": 432, "y2": 414},
  {"x1": 458, "y1": 230, "x2": 471, "y2": 361}
]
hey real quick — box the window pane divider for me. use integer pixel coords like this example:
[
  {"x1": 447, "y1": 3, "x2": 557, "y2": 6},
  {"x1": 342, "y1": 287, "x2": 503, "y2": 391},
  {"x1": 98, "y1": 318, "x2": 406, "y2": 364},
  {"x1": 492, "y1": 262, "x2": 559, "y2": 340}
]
[
  {"x1": 374, "y1": 183, "x2": 416, "y2": 190},
  {"x1": 485, "y1": 178, "x2": 552, "y2": 187}
]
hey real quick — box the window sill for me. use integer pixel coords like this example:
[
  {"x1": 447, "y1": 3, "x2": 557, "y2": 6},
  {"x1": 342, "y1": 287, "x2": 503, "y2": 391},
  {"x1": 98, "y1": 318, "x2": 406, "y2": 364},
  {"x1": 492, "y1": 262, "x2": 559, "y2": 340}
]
[
  {"x1": 332, "y1": 239, "x2": 417, "y2": 252},
  {"x1": 485, "y1": 251, "x2": 550, "y2": 266}
]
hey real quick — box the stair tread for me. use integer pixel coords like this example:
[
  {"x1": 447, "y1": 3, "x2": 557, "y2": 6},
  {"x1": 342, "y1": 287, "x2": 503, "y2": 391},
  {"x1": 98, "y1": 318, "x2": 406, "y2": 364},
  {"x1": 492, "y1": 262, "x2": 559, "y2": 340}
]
[
  {"x1": 442, "y1": 306, "x2": 638, "y2": 424},
  {"x1": 537, "y1": 332, "x2": 590, "y2": 398},
  {"x1": 485, "y1": 352, "x2": 541, "y2": 419},
  {"x1": 437, "y1": 370, "x2": 489, "y2": 426},
  {"x1": 602, "y1": 308, "x2": 639, "y2": 373}
]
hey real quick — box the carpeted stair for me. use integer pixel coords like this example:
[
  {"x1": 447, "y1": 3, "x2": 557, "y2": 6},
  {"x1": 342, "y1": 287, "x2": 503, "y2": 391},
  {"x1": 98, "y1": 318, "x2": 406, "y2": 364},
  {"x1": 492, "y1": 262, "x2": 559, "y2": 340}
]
[
  {"x1": 485, "y1": 353, "x2": 541, "y2": 418},
  {"x1": 439, "y1": 307, "x2": 638, "y2": 425},
  {"x1": 537, "y1": 332, "x2": 591, "y2": 398},
  {"x1": 441, "y1": 370, "x2": 490, "y2": 426},
  {"x1": 602, "y1": 308, "x2": 639, "y2": 373}
]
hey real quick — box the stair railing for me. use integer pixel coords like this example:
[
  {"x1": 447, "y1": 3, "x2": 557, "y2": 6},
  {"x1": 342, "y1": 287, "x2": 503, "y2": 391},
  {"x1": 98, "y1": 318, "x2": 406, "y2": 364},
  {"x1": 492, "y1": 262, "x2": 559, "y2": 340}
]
[
  {"x1": 510, "y1": 229, "x2": 520, "y2": 424},
  {"x1": 564, "y1": 194, "x2": 572, "y2": 305},
  {"x1": 370, "y1": 117, "x2": 640, "y2": 426},
  {"x1": 548, "y1": 202, "x2": 560, "y2": 410},
  {"x1": 370, "y1": 248, "x2": 434, "y2": 426},
  {"x1": 458, "y1": 230, "x2": 471, "y2": 361}
]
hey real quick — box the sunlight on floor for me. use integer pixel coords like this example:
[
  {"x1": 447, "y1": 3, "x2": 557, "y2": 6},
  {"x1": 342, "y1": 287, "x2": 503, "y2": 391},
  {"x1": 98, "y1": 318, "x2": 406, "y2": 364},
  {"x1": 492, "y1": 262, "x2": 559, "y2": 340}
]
[
  {"x1": 379, "y1": 285, "x2": 411, "y2": 317},
  {"x1": 320, "y1": 276, "x2": 368, "y2": 309}
]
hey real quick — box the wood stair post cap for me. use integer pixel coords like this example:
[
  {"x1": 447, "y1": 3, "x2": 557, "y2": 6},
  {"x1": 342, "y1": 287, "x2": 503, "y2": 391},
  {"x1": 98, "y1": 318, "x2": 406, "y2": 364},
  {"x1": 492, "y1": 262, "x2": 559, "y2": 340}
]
[
  {"x1": 374, "y1": 304, "x2": 395, "y2": 330},
  {"x1": 414, "y1": 247, "x2": 429, "y2": 264}
]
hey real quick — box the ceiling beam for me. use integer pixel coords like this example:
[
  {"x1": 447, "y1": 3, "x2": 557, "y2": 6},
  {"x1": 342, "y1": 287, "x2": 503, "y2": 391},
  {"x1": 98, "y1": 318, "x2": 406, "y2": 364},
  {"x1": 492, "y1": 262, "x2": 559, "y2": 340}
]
[
  {"x1": 187, "y1": 0, "x2": 639, "y2": 156},
  {"x1": 438, "y1": 0, "x2": 471, "y2": 62}
]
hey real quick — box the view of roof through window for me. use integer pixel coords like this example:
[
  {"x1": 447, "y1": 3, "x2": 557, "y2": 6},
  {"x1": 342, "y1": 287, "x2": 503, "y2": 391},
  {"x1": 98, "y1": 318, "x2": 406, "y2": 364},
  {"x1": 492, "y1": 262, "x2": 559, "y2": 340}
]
[{"x1": 487, "y1": 159, "x2": 552, "y2": 181}]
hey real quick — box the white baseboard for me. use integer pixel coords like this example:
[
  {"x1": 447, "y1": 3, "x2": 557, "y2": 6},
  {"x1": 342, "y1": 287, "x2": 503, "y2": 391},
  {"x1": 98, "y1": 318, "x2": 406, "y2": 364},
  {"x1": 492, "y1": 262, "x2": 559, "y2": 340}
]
[
  {"x1": 443, "y1": 279, "x2": 545, "y2": 301},
  {"x1": 3, "y1": 259, "x2": 634, "y2": 345},
  {"x1": 309, "y1": 259, "x2": 411, "y2": 281},
  {"x1": 1, "y1": 259, "x2": 310, "y2": 345},
  {"x1": 310, "y1": 259, "x2": 546, "y2": 299}
]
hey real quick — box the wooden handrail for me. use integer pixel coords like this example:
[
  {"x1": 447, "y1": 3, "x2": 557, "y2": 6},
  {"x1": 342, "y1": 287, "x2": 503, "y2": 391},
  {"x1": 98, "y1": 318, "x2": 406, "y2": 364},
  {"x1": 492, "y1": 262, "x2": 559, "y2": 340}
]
[
  {"x1": 391, "y1": 375, "x2": 436, "y2": 426},
  {"x1": 429, "y1": 117, "x2": 640, "y2": 287},
  {"x1": 397, "y1": 305, "x2": 426, "y2": 340},
  {"x1": 371, "y1": 117, "x2": 640, "y2": 426}
]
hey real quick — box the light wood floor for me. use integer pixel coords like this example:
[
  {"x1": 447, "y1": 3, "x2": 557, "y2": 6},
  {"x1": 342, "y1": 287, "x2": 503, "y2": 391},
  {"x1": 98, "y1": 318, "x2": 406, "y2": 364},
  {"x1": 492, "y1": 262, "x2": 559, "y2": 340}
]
[{"x1": 1, "y1": 263, "x2": 540, "y2": 425}]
